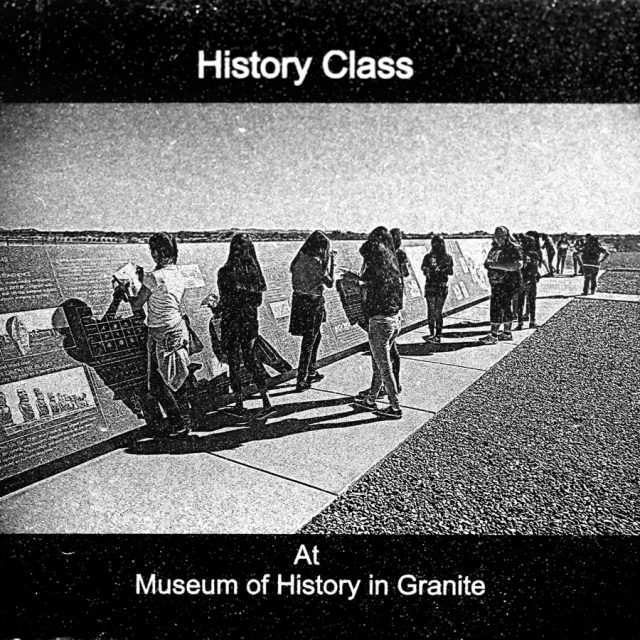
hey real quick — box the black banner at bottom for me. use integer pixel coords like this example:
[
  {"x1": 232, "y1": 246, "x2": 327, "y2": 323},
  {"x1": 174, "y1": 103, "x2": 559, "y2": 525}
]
[{"x1": 2, "y1": 535, "x2": 638, "y2": 639}]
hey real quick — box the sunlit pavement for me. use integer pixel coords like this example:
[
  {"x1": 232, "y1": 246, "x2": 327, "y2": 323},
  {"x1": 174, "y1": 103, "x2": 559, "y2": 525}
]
[{"x1": 0, "y1": 275, "x2": 597, "y2": 533}]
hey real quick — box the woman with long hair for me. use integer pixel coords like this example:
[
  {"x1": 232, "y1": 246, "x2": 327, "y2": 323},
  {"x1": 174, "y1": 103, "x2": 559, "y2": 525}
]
[
  {"x1": 421, "y1": 235, "x2": 454, "y2": 343},
  {"x1": 479, "y1": 226, "x2": 523, "y2": 345},
  {"x1": 217, "y1": 233, "x2": 273, "y2": 417},
  {"x1": 354, "y1": 226, "x2": 405, "y2": 420},
  {"x1": 289, "y1": 230, "x2": 336, "y2": 392},
  {"x1": 127, "y1": 232, "x2": 191, "y2": 437}
]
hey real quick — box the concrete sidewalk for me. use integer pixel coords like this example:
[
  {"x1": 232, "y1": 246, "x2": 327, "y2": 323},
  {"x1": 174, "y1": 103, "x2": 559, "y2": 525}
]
[{"x1": 0, "y1": 276, "x2": 584, "y2": 534}]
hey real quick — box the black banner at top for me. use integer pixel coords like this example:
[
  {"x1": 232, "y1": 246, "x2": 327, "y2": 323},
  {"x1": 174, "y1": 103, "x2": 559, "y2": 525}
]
[{"x1": 1, "y1": 0, "x2": 639, "y2": 102}]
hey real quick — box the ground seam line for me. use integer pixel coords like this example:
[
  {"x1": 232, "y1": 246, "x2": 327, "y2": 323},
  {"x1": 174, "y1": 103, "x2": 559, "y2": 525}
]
[{"x1": 205, "y1": 452, "x2": 338, "y2": 497}]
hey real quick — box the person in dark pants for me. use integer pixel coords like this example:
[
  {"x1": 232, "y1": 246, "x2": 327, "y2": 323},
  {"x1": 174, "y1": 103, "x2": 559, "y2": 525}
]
[
  {"x1": 579, "y1": 235, "x2": 610, "y2": 295},
  {"x1": 218, "y1": 233, "x2": 273, "y2": 418},
  {"x1": 421, "y1": 235, "x2": 454, "y2": 343},
  {"x1": 389, "y1": 228, "x2": 410, "y2": 392},
  {"x1": 572, "y1": 236, "x2": 585, "y2": 276},
  {"x1": 289, "y1": 230, "x2": 335, "y2": 392},
  {"x1": 479, "y1": 226, "x2": 523, "y2": 345},
  {"x1": 515, "y1": 234, "x2": 540, "y2": 330}
]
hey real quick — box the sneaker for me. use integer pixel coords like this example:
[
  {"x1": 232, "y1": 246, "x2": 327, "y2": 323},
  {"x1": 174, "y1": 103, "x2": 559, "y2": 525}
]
[
  {"x1": 479, "y1": 333, "x2": 498, "y2": 345},
  {"x1": 529, "y1": 322, "x2": 539, "y2": 329},
  {"x1": 295, "y1": 381, "x2": 311, "y2": 392},
  {"x1": 354, "y1": 397, "x2": 378, "y2": 411},
  {"x1": 374, "y1": 406, "x2": 403, "y2": 420},
  {"x1": 307, "y1": 372, "x2": 324, "y2": 383},
  {"x1": 515, "y1": 323, "x2": 523, "y2": 331},
  {"x1": 497, "y1": 332, "x2": 513, "y2": 342}
]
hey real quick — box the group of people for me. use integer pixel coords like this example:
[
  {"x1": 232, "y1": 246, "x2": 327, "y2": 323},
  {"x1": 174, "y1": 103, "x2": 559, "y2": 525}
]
[
  {"x1": 525, "y1": 231, "x2": 606, "y2": 279},
  {"x1": 114, "y1": 227, "x2": 610, "y2": 437},
  {"x1": 479, "y1": 228, "x2": 610, "y2": 345}
]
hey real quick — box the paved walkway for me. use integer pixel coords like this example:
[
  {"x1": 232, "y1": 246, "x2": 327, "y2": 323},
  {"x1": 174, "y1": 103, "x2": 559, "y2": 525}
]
[{"x1": 0, "y1": 276, "x2": 595, "y2": 533}]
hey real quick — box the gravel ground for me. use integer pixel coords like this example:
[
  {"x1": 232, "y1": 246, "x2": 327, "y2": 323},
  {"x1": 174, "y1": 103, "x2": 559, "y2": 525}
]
[
  {"x1": 598, "y1": 270, "x2": 640, "y2": 295},
  {"x1": 301, "y1": 300, "x2": 640, "y2": 534},
  {"x1": 605, "y1": 252, "x2": 640, "y2": 270}
]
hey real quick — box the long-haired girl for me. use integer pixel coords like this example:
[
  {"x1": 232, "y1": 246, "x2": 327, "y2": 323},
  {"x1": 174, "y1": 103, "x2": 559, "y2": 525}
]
[
  {"x1": 289, "y1": 230, "x2": 335, "y2": 392},
  {"x1": 217, "y1": 233, "x2": 273, "y2": 417}
]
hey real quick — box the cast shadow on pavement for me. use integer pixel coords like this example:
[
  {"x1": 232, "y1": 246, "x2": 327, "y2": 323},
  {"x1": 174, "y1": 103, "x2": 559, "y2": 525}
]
[
  {"x1": 124, "y1": 395, "x2": 382, "y2": 455},
  {"x1": 397, "y1": 340, "x2": 482, "y2": 357}
]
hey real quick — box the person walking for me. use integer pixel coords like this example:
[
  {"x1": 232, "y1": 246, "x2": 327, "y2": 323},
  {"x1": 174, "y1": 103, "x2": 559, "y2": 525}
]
[
  {"x1": 579, "y1": 235, "x2": 610, "y2": 295},
  {"x1": 479, "y1": 226, "x2": 523, "y2": 345},
  {"x1": 289, "y1": 230, "x2": 336, "y2": 392},
  {"x1": 556, "y1": 233, "x2": 570, "y2": 274},
  {"x1": 217, "y1": 233, "x2": 274, "y2": 418},
  {"x1": 354, "y1": 226, "x2": 405, "y2": 420},
  {"x1": 421, "y1": 235, "x2": 454, "y2": 343},
  {"x1": 127, "y1": 232, "x2": 191, "y2": 437}
]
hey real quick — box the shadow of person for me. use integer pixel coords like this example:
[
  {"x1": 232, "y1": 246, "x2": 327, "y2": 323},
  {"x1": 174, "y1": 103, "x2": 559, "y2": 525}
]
[
  {"x1": 439, "y1": 329, "x2": 491, "y2": 338},
  {"x1": 397, "y1": 340, "x2": 482, "y2": 357},
  {"x1": 53, "y1": 298, "x2": 160, "y2": 429},
  {"x1": 124, "y1": 396, "x2": 384, "y2": 456},
  {"x1": 443, "y1": 320, "x2": 490, "y2": 329}
]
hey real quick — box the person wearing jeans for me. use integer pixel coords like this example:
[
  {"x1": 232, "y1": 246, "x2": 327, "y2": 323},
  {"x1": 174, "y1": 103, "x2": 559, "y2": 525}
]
[
  {"x1": 479, "y1": 226, "x2": 523, "y2": 345},
  {"x1": 354, "y1": 226, "x2": 405, "y2": 420},
  {"x1": 367, "y1": 313, "x2": 402, "y2": 410}
]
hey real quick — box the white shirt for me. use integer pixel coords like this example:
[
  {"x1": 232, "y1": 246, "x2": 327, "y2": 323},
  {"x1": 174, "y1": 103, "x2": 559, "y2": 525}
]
[{"x1": 144, "y1": 265, "x2": 186, "y2": 329}]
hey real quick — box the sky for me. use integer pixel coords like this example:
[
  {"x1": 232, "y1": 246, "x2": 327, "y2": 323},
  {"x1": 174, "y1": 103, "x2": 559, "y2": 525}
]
[{"x1": 1, "y1": 103, "x2": 639, "y2": 235}]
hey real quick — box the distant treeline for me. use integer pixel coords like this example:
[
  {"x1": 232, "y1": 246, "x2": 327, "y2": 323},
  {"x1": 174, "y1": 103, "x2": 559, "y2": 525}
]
[{"x1": 1, "y1": 228, "x2": 639, "y2": 251}]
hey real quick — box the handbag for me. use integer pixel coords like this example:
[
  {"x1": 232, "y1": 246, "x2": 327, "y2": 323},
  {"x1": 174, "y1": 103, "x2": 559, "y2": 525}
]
[{"x1": 183, "y1": 314, "x2": 204, "y2": 355}]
